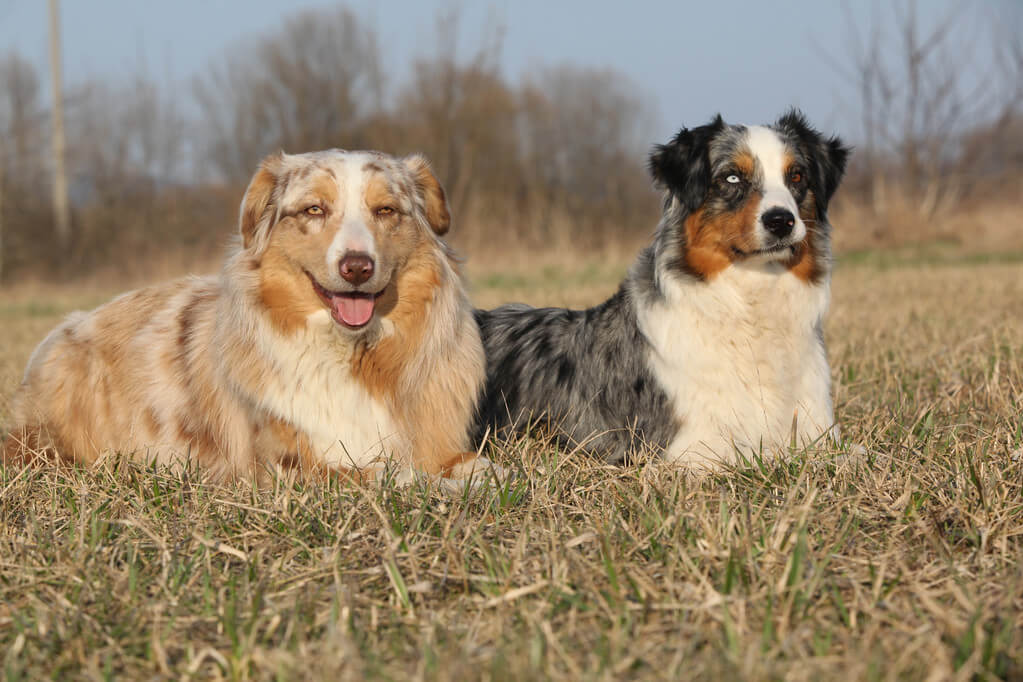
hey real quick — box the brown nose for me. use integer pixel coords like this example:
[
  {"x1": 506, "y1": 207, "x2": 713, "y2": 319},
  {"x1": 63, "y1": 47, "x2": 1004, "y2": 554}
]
[{"x1": 339, "y1": 252, "x2": 374, "y2": 285}]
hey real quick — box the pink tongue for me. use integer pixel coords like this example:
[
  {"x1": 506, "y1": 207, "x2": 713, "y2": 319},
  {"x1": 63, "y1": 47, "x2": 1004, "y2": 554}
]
[{"x1": 332, "y1": 294, "x2": 375, "y2": 327}]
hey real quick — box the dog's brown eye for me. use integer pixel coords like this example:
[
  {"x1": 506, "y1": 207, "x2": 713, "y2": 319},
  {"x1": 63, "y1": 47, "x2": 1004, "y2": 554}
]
[
  {"x1": 305, "y1": 205, "x2": 324, "y2": 216},
  {"x1": 789, "y1": 170, "x2": 804, "y2": 184},
  {"x1": 375, "y1": 206, "x2": 395, "y2": 217}
]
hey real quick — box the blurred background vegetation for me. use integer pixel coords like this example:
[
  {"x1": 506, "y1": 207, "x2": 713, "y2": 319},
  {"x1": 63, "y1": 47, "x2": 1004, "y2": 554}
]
[{"x1": 0, "y1": 1, "x2": 1020, "y2": 282}]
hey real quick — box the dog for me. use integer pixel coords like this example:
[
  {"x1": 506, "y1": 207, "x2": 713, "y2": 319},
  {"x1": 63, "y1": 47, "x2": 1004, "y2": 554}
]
[
  {"x1": 474, "y1": 111, "x2": 849, "y2": 468},
  {"x1": 3, "y1": 149, "x2": 490, "y2": 484}
]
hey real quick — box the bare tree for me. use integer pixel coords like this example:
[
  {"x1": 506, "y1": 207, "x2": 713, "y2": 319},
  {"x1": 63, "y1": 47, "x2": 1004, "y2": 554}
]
[
  {"x1": 517, "y1": 65, "x2": 654, "y2": 235},
  {"x1": 68, "y1": 78, "x2": 186, "y2": 197},
  {"x1": 0, "y1": 54, "x2": 42, "y2": 180},
  {"x1": 194, "y1": 7, "x2": 384, "y2": 183},
  {"x1": 56, "y1": 76, "x2": 188, "y2": 270},
  {"x1": 0, "y1": 4, "x2": 668, "y2": 278},
  {"x1": 391, "y1": 11, "x2": 657, "y2": 245},
  {"x1": 956, "y1": 6, "x2": 1023, "y2": 187},
  {"x1": 0, "y1": 54, "x2": 44, "y2": 278},
  {"x1": 837, "y1": 0, "x2": 1023, "y2": 222},
  {"x1": 390, "y1": 10, "x2": 517, "y2": 223}
]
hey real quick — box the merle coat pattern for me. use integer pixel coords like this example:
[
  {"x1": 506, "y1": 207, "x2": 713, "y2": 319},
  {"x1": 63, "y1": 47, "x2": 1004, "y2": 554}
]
[{"x1": 473, "y1": 111, "x2": 849, "y2": 464}]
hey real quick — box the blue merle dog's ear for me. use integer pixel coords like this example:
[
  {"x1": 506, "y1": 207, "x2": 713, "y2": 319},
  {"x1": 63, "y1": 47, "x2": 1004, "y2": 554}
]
[
  {"x1": 648, "y1": 114, "x2": 724, "y2": 212},
  {"x1": 650, "y1": 114, "x2": 724, "y2": 211},
  {"x1": 776, "y1": 109, "x2": 851, "y2": 212}
]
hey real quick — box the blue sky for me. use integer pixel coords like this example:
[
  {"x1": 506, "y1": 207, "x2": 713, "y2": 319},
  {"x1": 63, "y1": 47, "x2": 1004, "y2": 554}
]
[{"x1": 0, "y1": 0, "x2": 1014, "y2": 146}]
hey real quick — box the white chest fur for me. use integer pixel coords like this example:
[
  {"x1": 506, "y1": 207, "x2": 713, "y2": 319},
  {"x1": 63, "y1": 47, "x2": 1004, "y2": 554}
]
[
  {"x1": 638, "y1": 263, "x2": 834, "y2": 467},
  {"x1": 253, "y1": 310, "x2": 406, "y2": 468}
]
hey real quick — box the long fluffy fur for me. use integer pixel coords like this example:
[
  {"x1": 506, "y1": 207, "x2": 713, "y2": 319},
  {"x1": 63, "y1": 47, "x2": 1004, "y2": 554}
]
[
  {"x1": 474, "y1": 111, "x2": 850, "y2": 468},
  {"x1": 3, "y1": 150, "x2": 486, "y2": 482}
]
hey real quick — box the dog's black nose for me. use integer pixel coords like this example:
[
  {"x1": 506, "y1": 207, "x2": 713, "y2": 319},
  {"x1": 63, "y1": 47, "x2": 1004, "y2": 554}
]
[
  {"x1": 762, "y1": 208, "x2": 796, "y2": 238},
  {"x1": 339, "y1": 252, "x2": 374, "y2": 285}
]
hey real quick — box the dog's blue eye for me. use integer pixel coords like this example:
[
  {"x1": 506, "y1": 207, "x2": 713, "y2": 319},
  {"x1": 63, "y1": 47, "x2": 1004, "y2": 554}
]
[{"x1": 726, "y1": 174, "x2": 741, "y2": 184}]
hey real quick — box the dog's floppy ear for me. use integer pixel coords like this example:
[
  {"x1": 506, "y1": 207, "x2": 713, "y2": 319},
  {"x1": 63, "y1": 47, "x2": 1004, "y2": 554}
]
[
  {"x1": 240, "y1": 151, "x2": 285, "y2": 252},
  {"x1": 404, "y1": 154, "x2": 451, "y2": 235},
  {"x1": 775, "y1": 109, "x2": 850, "y2": 213},
  {"x1": 648, "y1": 115, "x2": 724, "y2": 212}
]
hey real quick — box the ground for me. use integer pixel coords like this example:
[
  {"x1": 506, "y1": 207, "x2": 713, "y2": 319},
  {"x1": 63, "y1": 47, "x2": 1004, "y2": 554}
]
[{"x1": 1, "y1": 250, "x2": 1022, "y2": 680}]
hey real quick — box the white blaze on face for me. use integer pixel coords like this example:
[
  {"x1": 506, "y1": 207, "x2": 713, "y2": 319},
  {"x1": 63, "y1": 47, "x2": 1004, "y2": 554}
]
[
  {"x1": 325, "y1": 155, "x2": 377, "y2": 272},
  {"x1": 746, "y1": 126, "x2": 805, "y2": 245}
]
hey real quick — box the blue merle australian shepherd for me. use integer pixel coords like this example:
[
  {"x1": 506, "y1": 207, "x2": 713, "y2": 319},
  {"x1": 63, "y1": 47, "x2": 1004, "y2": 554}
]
[{"x1": 473, "y1": 111, "x2": 850, "y2": 468}]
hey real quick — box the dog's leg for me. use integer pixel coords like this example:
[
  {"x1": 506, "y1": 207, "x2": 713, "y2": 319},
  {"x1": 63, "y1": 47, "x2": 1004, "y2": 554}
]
[
  {"x1": 1, "y1": 431, "x2": 27, "y2": 467},
  {"x1": 1, "y1": 424, "x2": 67, "y2": 468},
  {"x1": 436, "y1": 451, "x2": 507, "y2": 488},
  {"x1": 326, "y1": 464, "x2": 379, "y2": 486}
]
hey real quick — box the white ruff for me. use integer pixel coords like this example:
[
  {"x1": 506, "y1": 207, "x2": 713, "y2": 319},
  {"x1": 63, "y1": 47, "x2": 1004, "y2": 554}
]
[
  {"x1": 639, "y1": 262, "x2": 834, "y2": 467},
  {"x1": 249, "y1": 309, "x2": 406, "y2": 469}
]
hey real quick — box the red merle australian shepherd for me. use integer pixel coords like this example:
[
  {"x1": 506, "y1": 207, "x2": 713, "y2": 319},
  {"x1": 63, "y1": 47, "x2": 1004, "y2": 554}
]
[{"x1": 4, "y1": 150, "x2": 494, "y2": 485}]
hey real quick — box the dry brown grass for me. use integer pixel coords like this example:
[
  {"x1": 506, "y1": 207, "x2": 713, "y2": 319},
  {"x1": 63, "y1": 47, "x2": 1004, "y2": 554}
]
[
  {"x1": 828, "y1": 194, "x2": 1023, "y2": 255},
  {"x1": 2, "y1": 250, "x2": 1022, "y2": 680}
]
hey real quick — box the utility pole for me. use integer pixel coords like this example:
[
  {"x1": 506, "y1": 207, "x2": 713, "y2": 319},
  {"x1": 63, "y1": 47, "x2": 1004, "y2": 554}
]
[{"x1": 48, "y1": 0, "x2": 71, "y2": 252}]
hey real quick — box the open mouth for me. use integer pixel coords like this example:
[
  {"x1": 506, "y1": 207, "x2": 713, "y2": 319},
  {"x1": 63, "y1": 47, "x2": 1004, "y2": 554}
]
[{"x1": 307, "y1": 273, "x2": 386, "y2": 329}]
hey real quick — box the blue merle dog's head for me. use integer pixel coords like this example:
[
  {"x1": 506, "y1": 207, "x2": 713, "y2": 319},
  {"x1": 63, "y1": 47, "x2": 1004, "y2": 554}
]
[{"x1": 647, "y1": 110, "x2": 849, "y2": 282}]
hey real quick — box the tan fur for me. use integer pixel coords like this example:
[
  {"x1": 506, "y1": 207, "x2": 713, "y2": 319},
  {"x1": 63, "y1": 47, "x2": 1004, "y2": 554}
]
[
  {"x1": 3, "y1": 150, "x2": 487, "y2": 485},
  {"x1": 681, "y1": 193, "x2": 762, "y2": 279},
  {"x1": 786, "y1": 194, "x2": 824, "y2": 283},
  {"x1": 258, "y1": 243, "x2": 323, "y2": 335},
  {"x1": 735, "y1": 152, "x2": 755, "y2": 177},
  {"x1": 768, "y1": 153, "x2": 821, "y2": 283},
  {"x1": 405, "y1": 155, "x2": 451, "y2": 235},
  {"x1": 240, "y1": 155, "x2": 282, "y2": 250},
  {"x1": 351, "y1": 246, "x2": 481, "y2": 476},
  {"x1": 364, "y1": 176, "x2": 398, "y2": 213}
]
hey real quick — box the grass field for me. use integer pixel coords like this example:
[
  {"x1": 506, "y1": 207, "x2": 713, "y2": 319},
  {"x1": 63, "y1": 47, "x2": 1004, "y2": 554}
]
[{"x1": 1, "y1": 252, "x2": 1022, "y2": 680}]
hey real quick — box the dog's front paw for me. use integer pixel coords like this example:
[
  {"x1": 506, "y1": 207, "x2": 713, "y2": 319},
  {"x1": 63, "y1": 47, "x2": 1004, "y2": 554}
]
[{"x1": 438, "y1": 455, "x2": 508, "y2": 493}]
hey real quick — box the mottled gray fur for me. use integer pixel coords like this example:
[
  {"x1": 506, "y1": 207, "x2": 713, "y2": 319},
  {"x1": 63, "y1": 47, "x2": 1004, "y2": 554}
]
[
  {"x1": 472, "y1": 275, "x2": 677, "y2": 462},
  {"x1": 472, "y1": 111, "x2": 849, "y2": 461}
]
